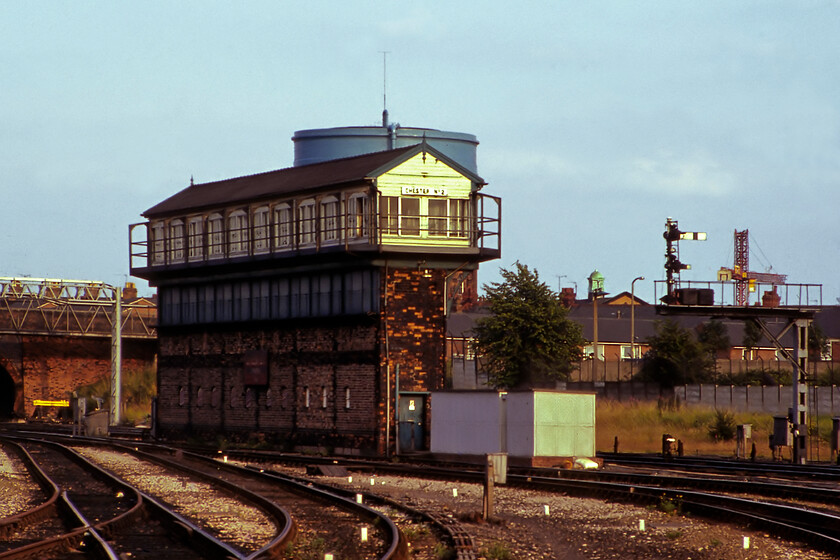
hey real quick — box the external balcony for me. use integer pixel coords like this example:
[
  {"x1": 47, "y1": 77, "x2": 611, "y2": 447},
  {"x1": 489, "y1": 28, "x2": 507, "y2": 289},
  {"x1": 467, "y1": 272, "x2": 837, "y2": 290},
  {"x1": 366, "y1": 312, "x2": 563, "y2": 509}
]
[{"x1": 130, "y1": 193, "x2": 500, "y2": 281}]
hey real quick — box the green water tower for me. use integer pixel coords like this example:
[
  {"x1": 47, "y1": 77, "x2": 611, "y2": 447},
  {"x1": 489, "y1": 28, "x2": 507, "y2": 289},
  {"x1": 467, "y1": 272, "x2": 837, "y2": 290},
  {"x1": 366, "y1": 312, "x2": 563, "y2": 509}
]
[{"x1": 588, "y1": 270, "x2": 605, "y2": 300}]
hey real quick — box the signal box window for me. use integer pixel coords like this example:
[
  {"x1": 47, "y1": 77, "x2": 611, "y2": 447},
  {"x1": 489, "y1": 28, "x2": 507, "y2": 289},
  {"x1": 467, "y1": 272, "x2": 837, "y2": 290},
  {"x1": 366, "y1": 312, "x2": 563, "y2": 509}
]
[
  {"x1": 273, "y1": 204, "x2": 292, "y2": 249},
  {"x1": 429, "y1": 199, "x2": 447, "y2": 236},
  {"x1": 400, "y1": 197, "x2": 420, "y2": 236},
  {"x1": 380, "y1": 196, "x2": 399, "y2": 235}
]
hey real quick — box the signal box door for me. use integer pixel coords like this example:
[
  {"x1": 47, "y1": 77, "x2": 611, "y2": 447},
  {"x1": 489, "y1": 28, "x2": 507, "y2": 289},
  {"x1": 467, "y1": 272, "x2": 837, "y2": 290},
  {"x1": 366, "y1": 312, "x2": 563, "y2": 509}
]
[{"x1": 398, "y1": 394, "x2": 426, "y2": 452}]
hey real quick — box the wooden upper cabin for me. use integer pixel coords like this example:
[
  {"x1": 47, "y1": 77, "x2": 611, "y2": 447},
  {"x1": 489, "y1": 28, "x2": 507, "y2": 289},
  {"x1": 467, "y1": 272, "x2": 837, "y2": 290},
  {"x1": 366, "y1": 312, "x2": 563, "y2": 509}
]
[{"x1": 129, "y1": 143, "x2": 501, "y2": 282}]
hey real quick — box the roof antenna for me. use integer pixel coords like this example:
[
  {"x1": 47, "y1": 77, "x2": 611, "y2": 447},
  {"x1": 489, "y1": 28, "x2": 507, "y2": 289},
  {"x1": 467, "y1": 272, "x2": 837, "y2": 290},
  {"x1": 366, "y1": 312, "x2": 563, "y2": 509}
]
[{"x1": 380, "y1": 50, "x2": 390, "y2": 127}]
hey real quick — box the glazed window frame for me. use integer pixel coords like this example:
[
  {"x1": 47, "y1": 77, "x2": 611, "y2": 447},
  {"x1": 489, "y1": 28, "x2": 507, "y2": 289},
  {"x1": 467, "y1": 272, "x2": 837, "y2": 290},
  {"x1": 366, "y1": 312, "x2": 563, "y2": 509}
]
[
  {"x1": 207, "y1": 213, "x2": 224, "y2": 259},
  {"x1": 321, "y1": 196, "x2": 340, "y2": 243},
  {"x1": 347, "y1": 193, "x2": 369, "y2": 239},
  {"x1": 380, "y1": 196, "x2": 399, "y2": 235},
  {"x1": 228, "y1": 210, "x2": 249, "y2": 255},
  {"x1": 298, "y1": 200, "x2": 316, "y2": 245},
  {"x1": 399, "y1": 197, "x2": 421, "y2": 236},
  {"x1": 151, "y1": 221, "x2": 165, "y2": 265},
  {"x1": 428, "y1": 199, "x2": 447, "y2": 237},
  {"x1": 273, "y1": 203, "x2": 293, "y2": 250},
  {"x1": 253, "y1": 206, "x2": 270, "y2": 254},
  {"x1": 187, "y1": 217, "x2": 204, "y2": 261},
  {"x1": 168, "y1": 219, "x2": 185, "y2": 263}
]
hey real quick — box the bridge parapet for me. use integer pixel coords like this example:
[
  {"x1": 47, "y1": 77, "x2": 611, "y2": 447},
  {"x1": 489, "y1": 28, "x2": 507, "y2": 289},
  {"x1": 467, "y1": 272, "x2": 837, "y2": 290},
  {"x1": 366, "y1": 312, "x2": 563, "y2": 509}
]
[{"x1": 0, "y1": 278, "x2": 156, "y2": 339}]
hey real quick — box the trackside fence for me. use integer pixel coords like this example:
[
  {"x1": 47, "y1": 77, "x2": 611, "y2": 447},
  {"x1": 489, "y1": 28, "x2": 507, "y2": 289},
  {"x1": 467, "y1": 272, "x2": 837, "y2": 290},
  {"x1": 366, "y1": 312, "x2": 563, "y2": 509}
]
[{"x1": 562, "y1": 381, "x2": 840, "y2": 416}]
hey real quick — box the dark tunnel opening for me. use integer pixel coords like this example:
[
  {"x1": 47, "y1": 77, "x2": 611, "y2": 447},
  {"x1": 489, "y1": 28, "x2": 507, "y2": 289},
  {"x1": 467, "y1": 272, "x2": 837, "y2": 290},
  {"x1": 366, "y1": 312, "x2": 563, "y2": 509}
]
[{"x1": 0, "y1": 365, "x2": 15, "y2": 418}]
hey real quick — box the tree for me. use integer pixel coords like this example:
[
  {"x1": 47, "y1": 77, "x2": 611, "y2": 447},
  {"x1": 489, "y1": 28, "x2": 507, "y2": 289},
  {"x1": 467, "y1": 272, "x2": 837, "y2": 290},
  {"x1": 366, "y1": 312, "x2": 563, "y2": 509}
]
[
  {"x1": 697, "y1": 318, "x2": 731, "y2": 358},
  {"x1": 636, "y1": 319, "x2": 715, "y2": 387},
  {"x1": 742, "y1": 319, "x2": 762, "y2": 353},
  {"x1": 473, "y1": 262, "x2": 586, "y2": 389},
  {"x1": 809, "y1": 322, "x2": 830, "y2": 361}
]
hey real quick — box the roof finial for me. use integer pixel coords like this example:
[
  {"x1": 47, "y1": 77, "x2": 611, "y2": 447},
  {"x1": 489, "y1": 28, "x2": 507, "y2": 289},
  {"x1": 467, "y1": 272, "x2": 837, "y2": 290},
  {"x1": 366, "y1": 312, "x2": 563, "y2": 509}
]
[{"x1": 190, "y1": 175, "x2": 194, "y2": 186}]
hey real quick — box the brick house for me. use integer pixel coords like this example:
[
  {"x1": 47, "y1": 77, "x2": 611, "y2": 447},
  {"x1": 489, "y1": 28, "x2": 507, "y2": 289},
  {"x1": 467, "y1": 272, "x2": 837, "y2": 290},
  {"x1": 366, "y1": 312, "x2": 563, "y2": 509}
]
[
  {"x1": 130, "y1": 141, "x2": 500, "y2": 455},
  {"x1": 447, "y1": 292, "x2": 840, "y2": 387}
]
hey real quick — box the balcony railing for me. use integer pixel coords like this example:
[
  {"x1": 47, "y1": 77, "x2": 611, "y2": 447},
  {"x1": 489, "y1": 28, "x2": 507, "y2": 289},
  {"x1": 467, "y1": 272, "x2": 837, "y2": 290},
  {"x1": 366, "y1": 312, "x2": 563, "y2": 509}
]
[
  {"x1": 653, "y1": 279, "x2": 823, "y2": 308},
  {"x1": 130, "y1": 193, "x2": 501, "y2": 272}
]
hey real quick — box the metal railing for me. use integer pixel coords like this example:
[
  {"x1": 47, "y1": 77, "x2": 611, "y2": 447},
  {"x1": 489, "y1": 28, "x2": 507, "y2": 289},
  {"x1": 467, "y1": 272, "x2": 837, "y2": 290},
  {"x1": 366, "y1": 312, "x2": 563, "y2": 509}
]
[
  {"x1": 130, "y1": 193, "x2": 501, "y2": 271},
  {"x1": 0, "y1": 278, "x2": 155, "y2": 339},
  {"x1": 653, "y1": 279, "x2": 823, "y2": 308}
]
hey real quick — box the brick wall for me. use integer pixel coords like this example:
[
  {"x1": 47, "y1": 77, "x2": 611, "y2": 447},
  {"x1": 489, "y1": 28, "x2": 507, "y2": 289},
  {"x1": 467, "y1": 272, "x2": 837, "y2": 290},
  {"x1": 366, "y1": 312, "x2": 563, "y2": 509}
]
[
  {"x1": 157, "y1": 320, "x2": 381, "y2": 451},
  {"x1": 380, "y1": 267, "x2": 447, "y2": 452},
  {"x1": 382, "y1": 268, "x2": 446, "y2": 392},
  {"x1": 155, "y1": 267, "x2": 449, "y2": 456},
  {"x1": 0, "y1": 335, "x2": 156, "y2": 417}
]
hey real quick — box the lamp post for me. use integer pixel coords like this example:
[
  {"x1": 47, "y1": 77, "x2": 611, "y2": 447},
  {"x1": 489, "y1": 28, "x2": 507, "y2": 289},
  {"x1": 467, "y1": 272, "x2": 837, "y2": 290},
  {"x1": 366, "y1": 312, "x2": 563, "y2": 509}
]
[{"x1": 630, "y1": 276, "x2": 645, "y2": 377}]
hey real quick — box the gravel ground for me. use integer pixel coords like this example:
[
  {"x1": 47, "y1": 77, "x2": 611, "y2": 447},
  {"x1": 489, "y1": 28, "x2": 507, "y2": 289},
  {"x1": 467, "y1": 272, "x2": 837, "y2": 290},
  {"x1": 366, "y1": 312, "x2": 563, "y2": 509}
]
[
  {"x1": 282, "y1": 466, "x2": 838, "y2": 560},
  {"x1": 74, "y1": 447, "x2": 277, "y2": 552},
  {"x1": 0, "y1": 446, "x2": 41, "y2": 518}
]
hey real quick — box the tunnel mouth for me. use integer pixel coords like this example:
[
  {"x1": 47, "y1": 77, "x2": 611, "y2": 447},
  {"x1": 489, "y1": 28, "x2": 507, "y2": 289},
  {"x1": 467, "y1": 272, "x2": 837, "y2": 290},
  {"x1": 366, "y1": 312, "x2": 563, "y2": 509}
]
[{"x1": 0, "y1": 365, "x2": 15, "y2": 418}]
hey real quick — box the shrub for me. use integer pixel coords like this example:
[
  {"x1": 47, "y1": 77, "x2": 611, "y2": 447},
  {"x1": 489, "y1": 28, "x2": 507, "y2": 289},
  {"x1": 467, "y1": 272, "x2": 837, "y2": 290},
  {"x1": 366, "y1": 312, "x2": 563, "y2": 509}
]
[
  {"x1": 434, "y1": 543, "x2": 456, "y2": 560},
  {"x1": 707, "y1": 410, "x2": 736, "y2": 441},
  {"x1": 481, "y1": 541, "x2": 513, "y2": 560}
]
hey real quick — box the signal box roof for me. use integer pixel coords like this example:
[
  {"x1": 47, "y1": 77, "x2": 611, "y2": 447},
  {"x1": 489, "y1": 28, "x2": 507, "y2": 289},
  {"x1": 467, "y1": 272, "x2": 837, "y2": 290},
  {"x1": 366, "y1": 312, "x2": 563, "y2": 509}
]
[{"x1": 143, "y1": 143, "x2": 484, "y2": 218}]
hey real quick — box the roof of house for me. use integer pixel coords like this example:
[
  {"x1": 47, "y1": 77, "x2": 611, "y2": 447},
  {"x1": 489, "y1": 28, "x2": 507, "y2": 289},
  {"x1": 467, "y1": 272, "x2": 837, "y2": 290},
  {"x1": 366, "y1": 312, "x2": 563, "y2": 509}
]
[
  {"x1": 448, "y1": 303, "x2": 840, "y2": 347},
  {"x1": 605, "y1": 291, "x2": 650, "y2": 306},
  {"x1": 143, "y1": 143, "x2": 484, "y2": 218}
]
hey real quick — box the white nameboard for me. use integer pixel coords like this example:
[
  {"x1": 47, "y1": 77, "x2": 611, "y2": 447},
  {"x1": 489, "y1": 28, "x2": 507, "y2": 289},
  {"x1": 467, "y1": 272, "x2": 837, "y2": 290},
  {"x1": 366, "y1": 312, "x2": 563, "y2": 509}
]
[{"x1": 402, "y1": 186, "x2": 448, "y2": 197}]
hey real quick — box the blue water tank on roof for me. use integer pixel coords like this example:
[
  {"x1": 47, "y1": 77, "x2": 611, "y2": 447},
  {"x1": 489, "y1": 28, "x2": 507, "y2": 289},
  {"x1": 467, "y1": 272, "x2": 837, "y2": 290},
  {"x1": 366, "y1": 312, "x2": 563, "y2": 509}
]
[{"x1": 292, "y1": 123, "x2": 479, "y2": 174}]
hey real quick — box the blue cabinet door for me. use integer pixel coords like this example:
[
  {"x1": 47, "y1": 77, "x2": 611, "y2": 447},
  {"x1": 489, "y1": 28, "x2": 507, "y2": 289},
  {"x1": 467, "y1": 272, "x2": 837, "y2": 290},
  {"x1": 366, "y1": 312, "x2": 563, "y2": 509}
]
[{"x1": 398, "y1": 395, "x2": 425, "y2": 452}]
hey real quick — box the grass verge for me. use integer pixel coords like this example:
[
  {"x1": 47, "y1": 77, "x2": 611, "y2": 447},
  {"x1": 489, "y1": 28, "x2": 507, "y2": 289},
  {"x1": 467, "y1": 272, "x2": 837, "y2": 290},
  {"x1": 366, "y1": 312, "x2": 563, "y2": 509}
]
[{"x1": 597, "y1": 399, "x2": 837, "y2": 461}]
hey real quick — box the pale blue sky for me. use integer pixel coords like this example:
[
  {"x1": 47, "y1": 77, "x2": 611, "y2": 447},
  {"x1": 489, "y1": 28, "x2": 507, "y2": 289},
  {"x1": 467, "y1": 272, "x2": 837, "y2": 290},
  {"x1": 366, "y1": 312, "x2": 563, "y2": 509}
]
[{"x1": 2, "y1": 2, "x2": 838, "y2": 304}]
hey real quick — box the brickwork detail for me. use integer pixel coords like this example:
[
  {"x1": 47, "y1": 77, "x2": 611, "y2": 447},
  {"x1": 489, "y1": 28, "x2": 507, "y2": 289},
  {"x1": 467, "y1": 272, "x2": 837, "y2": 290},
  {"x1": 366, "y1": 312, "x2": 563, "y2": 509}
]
[
  {"x1": 0, "y1": 334, "x2": 156, "y2": 417},
  {"x1": 382, "y1": 268, "x2": 447, "y2": 392},
  {"x1": 157, "y1": 321, "x2": 381, "y2": 451},
  {"x1": 377, "y1": 268, "x2": 447, "y2": 453},
  {"x1": 156, "y1": 268, "x2": 449, "y2": 456}
]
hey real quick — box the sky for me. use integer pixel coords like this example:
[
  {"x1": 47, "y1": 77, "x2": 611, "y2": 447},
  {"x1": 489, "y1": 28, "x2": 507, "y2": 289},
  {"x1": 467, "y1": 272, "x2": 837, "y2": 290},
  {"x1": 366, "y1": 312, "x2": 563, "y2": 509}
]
[{"x1": 1, "y1": 2, "x2": 838, "y2": 305}]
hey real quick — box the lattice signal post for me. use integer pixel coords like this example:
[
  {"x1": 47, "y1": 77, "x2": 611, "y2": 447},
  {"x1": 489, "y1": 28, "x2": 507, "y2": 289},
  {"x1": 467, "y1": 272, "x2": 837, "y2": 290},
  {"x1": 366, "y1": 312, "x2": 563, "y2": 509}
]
[
  {"x1": 657, "y1": 219, "x2": 819, "y2": 464},
  {"x1": 662, "y1": 218, "x2": 706, "y2": 305}
]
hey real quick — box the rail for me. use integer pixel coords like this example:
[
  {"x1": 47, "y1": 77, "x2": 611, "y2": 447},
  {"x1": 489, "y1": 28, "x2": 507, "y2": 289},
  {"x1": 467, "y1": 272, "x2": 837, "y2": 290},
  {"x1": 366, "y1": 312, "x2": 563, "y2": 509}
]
[
  {"x1": 653, "y1": 279, "x2": 823, "y2": 308},
  {"x1": 130, "y1": 192, "x2": 501, "y2": 273}
]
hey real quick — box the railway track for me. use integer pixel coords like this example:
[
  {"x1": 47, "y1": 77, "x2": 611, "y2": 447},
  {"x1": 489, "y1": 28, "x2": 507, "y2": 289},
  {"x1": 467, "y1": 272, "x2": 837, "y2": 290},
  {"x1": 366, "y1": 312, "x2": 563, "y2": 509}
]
[
  {"x1": 598, "y1": 451, "x2": 840, "y2": 480},
  {"x1": 85, "y1": 441, "x2": 408, "y2": 559},
  {"x1": 1, "y1": 434, "x2": 414, "y2": 560},
  {"x1": 5, "y1": 426, "x2": 839, "y2": 557},
  {"x1": 176, "y1": 446, "x2": 840, "y2": 556},
  {"x1": 0, "y1": 436, "x2": 245, "y2": 559}
]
